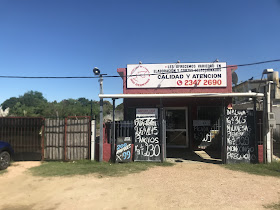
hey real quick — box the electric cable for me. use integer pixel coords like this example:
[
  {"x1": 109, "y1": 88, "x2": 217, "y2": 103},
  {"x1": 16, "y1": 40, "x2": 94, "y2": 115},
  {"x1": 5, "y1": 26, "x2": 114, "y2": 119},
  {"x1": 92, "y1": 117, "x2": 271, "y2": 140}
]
[{"x1": 0, "y1": 58, "x2": 279, "y2": 79}]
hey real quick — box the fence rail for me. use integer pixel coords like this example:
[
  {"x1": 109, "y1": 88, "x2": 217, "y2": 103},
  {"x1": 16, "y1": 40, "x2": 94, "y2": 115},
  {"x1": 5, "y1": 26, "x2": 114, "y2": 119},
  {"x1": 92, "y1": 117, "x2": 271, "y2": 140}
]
[
  {"x1": 44, "y1": 118, "x2": 64, "y2": 160},
  {"x1": 44, "y1": 117, "x2": 91, "y2": 161}
]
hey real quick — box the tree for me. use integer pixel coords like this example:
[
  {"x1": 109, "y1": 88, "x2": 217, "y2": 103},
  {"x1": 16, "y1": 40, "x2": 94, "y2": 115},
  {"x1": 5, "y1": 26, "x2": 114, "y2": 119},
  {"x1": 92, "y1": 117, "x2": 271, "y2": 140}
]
[
  {"x1": 116, "y1": 103, "x2": 123, "y2": 111},
  {"x1": 78, "y1": 97, "x2": 90, "y2": 106},
  {"x1": 1, "y1": 97, "x2": 18, "y2": 110},
  {"x1": 1, "y1": 91, "x2": 48, "y2": 117},
  {"x1": 1, "y1": 91, "x2": 114, "y2": 118}
]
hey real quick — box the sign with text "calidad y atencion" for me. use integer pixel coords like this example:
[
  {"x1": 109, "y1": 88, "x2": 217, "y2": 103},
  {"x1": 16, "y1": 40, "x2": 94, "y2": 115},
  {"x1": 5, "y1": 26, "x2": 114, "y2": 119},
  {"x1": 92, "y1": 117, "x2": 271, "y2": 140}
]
[{"x1": 126, "y1": 62, "x2": 227, "y2": 88}]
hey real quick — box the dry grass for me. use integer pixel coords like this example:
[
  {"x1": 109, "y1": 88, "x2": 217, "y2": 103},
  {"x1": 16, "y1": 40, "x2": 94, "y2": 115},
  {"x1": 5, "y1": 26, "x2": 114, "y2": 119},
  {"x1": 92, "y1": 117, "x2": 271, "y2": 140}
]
[{"x1": 28, "y1": 160, "x2": 174, "y2": 177}]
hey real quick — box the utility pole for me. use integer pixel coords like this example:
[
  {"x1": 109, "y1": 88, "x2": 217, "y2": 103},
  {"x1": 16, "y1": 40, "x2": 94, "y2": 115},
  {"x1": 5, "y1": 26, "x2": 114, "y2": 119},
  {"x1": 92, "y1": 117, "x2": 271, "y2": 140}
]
[
  {"x1": 93, "y1": 67, "x2": 107, "y2": 162},
  {"x1": 99, "y1": 74, "x2": 104, "y2": 162}
]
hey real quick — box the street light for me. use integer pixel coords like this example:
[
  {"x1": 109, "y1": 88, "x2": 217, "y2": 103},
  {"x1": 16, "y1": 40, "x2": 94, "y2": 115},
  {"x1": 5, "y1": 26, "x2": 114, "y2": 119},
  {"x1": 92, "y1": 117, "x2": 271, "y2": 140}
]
[
  {"x1": 93, "y1": 67, "x2": 100, "y2": 76},
  {"x1": 93, "y1": 67, "x2": 107, "y2": 162}
]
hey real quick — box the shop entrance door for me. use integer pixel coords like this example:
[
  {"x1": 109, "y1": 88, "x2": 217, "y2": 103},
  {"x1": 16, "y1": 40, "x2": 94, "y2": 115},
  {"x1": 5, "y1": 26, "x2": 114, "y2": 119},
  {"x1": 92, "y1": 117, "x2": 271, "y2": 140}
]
[{"x1": 165, "y1": 108, "x2": 188, "y2": 148}]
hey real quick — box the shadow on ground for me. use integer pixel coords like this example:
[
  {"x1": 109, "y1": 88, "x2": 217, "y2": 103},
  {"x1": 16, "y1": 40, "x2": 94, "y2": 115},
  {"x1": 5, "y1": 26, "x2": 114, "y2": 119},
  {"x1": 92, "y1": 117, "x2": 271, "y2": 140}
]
[{"x1": 166, "y1": 148, "x2": 222, "y2": 164}]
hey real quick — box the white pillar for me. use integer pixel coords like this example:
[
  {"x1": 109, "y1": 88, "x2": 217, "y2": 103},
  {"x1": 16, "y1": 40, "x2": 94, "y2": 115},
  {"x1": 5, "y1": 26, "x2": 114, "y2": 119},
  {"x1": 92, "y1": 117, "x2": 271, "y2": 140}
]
[
  {"x1": 91, "y1": 120, "x2": 96, "y2": 160},
  {"x1": 267, "y1": 82, "x2": 272, "y2": 163}
]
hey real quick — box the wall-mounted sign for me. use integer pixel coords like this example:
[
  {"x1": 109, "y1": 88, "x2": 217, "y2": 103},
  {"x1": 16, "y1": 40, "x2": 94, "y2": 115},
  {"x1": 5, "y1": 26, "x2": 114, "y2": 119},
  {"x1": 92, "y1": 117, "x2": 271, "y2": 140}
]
[
  {"x1": 193, "y1": 120, "x2": 211, "y2": 126},
  {"x1": 226, "y1": 109, "x2": 257, "y2": 163},
  {"x1": 136, "y1": 108, "x2": 158, "y2": 119},
  {"x1": 115, "y1": 137, "x2": 132, "y2": 163},
  {"x1": 134, "y1": 108, "x2": 161, "y2": 162},
  {"x1": 127, "y1": 62, "x2": 227, "y2": 88}
]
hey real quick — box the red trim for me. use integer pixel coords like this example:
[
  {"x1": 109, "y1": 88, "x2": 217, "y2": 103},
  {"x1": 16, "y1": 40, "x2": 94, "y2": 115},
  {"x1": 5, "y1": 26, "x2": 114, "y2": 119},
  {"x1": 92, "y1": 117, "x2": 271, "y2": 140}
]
[{"x1": 258, "y1": 145, "x2": 263, "y2": 163}]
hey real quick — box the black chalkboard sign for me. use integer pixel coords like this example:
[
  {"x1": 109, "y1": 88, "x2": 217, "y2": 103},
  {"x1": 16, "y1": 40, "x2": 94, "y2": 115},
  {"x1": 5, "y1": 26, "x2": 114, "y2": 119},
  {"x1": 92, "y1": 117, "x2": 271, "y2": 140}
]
[
  {"x1": 134, "y1": 108, "x2": 161, "y2": 162},
  {"x1": 115, "y1": 137, "x2": 132, "y2": 163},
  {"x1": 226, "y1": 109, "x2": 257, "y2": 164}
]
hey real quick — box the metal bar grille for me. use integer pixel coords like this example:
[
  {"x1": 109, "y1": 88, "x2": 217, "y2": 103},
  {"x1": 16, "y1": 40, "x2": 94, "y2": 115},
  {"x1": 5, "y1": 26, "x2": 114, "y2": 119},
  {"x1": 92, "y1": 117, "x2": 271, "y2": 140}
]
[
  {"x1": 0, "y1": 117, "x2": 43, "y2": 160},
  {"x1": 106, "y1": 121, "x2": 134, "y2": 144}
]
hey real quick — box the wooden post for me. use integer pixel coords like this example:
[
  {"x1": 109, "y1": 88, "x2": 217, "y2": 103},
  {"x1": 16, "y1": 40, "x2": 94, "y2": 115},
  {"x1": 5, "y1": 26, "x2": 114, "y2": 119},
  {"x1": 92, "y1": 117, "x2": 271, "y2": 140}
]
[{"x1": 64, "y1": 118, "x2": 67, "y2": 161}]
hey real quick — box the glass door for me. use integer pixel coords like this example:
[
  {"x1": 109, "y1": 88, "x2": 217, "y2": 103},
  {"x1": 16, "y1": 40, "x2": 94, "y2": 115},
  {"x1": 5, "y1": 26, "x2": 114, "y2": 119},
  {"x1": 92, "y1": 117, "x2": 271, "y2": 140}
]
[{"x1": 165, "y1": 108, "x2": 188, "y2": 148}]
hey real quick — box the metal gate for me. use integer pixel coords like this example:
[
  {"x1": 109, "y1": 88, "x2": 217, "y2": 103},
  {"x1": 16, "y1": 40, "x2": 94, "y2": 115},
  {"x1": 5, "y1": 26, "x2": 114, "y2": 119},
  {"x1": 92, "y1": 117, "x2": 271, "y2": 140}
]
[
  {"x1": 44, "y1": 116, "x2": 91, "y2": 161},
  {"x1": 105, "y1": 121, "x2": 134, "y2": 144},
  {"x1": 0, "y1": 117, "x2": 44, "y2": 160}
]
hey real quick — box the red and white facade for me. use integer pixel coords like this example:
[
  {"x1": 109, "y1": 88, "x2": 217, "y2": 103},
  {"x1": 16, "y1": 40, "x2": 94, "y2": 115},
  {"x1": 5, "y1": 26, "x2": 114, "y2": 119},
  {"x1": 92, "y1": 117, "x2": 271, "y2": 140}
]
[
  {"x1": 115, "y1": 63, "x2": 236, "y2": 157},
  {"x1": 99, "y1": 62, "x2": 265, "y2": 163}
]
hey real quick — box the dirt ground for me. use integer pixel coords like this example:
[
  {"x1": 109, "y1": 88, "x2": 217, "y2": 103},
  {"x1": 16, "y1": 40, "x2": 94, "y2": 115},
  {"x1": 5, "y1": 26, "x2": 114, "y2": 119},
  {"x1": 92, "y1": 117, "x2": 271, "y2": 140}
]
[{"x1": 1, "y1": 161, "x2": 280, "y2": 210}]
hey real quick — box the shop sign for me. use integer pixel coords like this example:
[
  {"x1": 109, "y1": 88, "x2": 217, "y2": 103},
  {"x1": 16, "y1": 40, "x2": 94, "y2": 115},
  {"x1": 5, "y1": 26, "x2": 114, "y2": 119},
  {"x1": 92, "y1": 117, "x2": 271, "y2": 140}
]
[
  {"x1": 115, "y1": 137, "x2": 132, "y2": 163},
  {"x1": 193, "y1": 120, "x2": 211, "y2": 126},
  {"x1": 134, "y1": 108, "x2": 161, "y2": 162},
  {"x1": 127, "y1": 62, "x2": 227, "y2": 88},
  {"x1": 136, "y1": 108, "x2": 158, "y2": 119},
  {"x1": 226, "y1": 109, "x2": 257, "y2": 163}
]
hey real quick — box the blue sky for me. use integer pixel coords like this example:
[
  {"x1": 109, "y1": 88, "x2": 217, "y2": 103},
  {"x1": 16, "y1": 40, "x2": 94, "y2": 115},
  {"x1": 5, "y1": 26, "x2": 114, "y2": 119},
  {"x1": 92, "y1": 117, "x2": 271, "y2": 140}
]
[{"x1": 1, "y1": 0, "x2": 280, "y2": 105}]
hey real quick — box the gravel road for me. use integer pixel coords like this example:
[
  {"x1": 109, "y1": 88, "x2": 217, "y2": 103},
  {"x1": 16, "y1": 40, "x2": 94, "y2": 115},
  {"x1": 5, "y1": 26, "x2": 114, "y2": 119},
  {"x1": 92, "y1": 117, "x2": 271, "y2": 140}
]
[{"x1": 0, "y1": 161, "x2": 280, "y2": 210}]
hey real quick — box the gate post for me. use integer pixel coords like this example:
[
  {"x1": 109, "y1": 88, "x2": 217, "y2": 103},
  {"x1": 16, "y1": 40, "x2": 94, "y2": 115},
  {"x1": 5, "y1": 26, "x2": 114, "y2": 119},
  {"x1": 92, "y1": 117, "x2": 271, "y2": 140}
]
[
  {"x1": 253, "y1": 98, "x2": 258, "y2": 163},
  {"x1": 222, "y1": 99, "x2": 227, "y2": 164},
  {"x1": 160, "y1": 98, "x2": 164, "y2": 162},
  {"x1": 91, "y1": 120, "x2": 96, "y2": 160},
  {"x1": 64, "y1": 118, "x2": 67, "y2": 161},
  {"x1": 112, "y1": 98, "x2": 116, "y2": 162},
  {"x1": 41, "y1": 118, "x2": 45, "y2": 161}
]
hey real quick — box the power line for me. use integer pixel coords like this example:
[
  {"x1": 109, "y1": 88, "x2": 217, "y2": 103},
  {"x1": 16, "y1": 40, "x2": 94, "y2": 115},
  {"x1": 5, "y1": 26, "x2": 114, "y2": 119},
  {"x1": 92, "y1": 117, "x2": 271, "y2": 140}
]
[
  {"x1": 0, "y1": 58, "x2": 280, "y2": 79},
  {"x1": 118, "y1": 59, "x2": 280, "y2": 78},
  {"x1": 0, "y1": 76, "x2": 98, "y2": 79},
  {"x1": 236, "y1": 59, "x2": 280, "y2": 67}
]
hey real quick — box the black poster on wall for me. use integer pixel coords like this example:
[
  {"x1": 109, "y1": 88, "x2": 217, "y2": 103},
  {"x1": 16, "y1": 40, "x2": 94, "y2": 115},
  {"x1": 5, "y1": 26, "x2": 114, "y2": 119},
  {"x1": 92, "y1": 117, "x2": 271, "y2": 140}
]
[
  {"x1": 134, "y1": 108, "x2": 161, "y2": 162},
  {"x1": 226, "y1": 109, "x2": 257, "y2": 163}
]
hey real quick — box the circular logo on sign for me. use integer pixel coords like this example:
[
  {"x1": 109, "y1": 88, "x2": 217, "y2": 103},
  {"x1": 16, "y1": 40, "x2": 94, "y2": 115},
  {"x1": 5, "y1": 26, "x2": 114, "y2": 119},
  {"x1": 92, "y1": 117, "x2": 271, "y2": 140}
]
[
  {"x1": 130, "y1": 66, "x2": 151, "y2": 87},
  {"x1": 177, "y1": 80, "x2": 183, "y2": 86}
]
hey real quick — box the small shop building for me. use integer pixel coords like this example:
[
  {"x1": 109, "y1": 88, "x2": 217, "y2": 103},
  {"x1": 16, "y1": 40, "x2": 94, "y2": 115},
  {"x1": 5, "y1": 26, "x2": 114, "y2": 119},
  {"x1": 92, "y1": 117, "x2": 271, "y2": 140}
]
[{"x1": 99, "y1": 62, "x2": 264, "y2": 164}]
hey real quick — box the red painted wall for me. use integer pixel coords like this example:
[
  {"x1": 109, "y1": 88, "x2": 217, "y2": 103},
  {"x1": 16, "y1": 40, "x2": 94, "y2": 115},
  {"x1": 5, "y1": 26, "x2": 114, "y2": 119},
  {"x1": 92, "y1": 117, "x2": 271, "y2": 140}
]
[
  {"x1": 117, "y1": 65, "x2": 237, "y2": 94},
  {"x1": 96, "y1": 123, "x2": 112, "y2": 162},
  {"x1": 99, "y1": 123, "x2": 135, "y2": 162}
]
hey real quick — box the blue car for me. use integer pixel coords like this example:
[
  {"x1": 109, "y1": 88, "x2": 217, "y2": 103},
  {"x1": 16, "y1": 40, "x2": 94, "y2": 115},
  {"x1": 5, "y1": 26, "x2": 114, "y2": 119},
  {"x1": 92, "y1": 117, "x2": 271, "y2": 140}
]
[{"x1": 0, "y1": 141, "x2": 14, "y2": 170}]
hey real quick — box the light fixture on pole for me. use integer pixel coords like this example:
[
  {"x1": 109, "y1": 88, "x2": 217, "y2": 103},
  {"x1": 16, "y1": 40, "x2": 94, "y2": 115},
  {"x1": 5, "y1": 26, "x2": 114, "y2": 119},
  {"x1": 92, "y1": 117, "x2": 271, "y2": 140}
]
[
  {"x1": 93, "y1": 67, "x2": 107, "y2": 162},
  {"x1": 93, "y1": 67, "x2": 100, "y2": 76}
]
